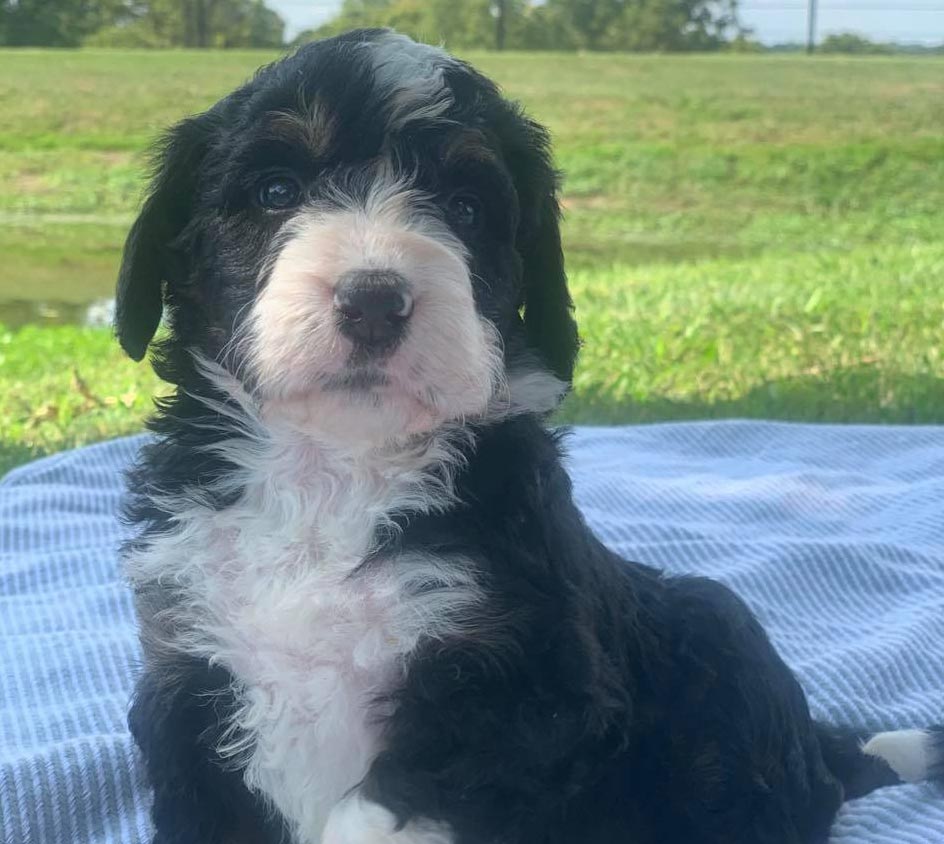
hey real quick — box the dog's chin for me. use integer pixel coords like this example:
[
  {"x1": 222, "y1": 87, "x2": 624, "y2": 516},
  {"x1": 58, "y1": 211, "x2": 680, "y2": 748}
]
[{"x1": 259, "y1": 377, "x2": 465, "y2": 448}]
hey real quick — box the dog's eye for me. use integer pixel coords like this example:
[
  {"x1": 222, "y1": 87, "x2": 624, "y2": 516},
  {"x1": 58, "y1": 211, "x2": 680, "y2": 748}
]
[
  {"x1": 257, "y1": 176, "x2": 302, "y2": 211},
  {"x1": 447, "y1": 193, "x2": 482, "y2": 230}
]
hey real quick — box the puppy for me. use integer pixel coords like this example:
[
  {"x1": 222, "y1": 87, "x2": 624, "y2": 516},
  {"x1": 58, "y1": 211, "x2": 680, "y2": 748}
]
[{"x1": 118, "y1": 29, "x2": 943, "y2": 844}]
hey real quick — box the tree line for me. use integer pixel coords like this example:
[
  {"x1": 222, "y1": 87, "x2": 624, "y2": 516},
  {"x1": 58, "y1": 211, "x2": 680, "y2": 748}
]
[
  {"x1": 3, "y1": 0, "x2": 939, "y2": 52},
  {"x1": 1, "y1": 0, "x2": 744, "y2": 49},
  {"x1": 0, "y1": 0, "x2": 284, "y2": 46},
  {"x1": 306, "y1": 0, "x2": 743, "y2": 52}
]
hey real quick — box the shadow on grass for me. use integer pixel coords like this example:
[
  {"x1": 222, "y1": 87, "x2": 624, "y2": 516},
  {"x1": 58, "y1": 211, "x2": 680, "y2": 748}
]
[{"x1": 559, "y1": 366, "x2": 944, "y2": 427}]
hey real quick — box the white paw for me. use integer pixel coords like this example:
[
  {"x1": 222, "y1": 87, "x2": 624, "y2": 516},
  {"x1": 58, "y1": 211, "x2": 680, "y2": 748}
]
[
  {"x1": 322, "y1": 792, "x2": 454, "y2": 844},
  {"x1": 861, "y1": 729, "x2": 933, "y2": 783}
]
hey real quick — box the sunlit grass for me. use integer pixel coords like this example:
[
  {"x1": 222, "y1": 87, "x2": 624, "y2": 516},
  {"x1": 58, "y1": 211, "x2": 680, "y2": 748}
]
[{"x1": 1, "y1": 50, "x2": 943, "y2": 473}]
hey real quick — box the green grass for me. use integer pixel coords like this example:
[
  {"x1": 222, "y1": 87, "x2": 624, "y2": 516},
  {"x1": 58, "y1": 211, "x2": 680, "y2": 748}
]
[
  {"x1": 0, "y1": 324, "x2": 159, "y2": 473},
  {"x1": 2, "y1": 49, "x2": 944, "y2": 474}
]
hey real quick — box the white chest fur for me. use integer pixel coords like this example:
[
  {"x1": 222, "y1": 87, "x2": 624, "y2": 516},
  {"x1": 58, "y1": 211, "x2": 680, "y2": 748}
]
[{"x1": 127, "y1": 427, "x2": 479, "y2": 843}]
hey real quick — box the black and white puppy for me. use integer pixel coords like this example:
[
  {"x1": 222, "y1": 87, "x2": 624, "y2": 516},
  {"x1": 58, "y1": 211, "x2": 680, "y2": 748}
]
[{"x1": 118, "y1": 29, "x2": 942, "y2": 844}]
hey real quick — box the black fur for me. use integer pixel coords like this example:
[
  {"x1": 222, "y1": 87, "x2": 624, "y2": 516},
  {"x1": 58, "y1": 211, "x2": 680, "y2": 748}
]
[
  {"x1": 119, "y1": 30, "x2": 941, "y2": 844},
  {"x1": 367, "y1": 419, "x2": 846, "y2": 844},
  {"x1": 128, "y1": 657, "x2": 287, "y2": 844},
  {"x1": 115, "y1": 28, "x2": 577, "y2": 388}
]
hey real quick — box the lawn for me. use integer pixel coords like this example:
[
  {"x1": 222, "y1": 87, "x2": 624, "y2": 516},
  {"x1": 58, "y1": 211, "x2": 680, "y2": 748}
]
[{"x1": 2, "y1": 49, "x2": 944, "y2": 474}]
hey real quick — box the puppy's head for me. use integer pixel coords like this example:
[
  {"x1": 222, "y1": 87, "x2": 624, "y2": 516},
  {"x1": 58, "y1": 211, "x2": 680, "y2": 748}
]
[{"x1": 117, "y1": 29, "x2": 578, "y2": 443}]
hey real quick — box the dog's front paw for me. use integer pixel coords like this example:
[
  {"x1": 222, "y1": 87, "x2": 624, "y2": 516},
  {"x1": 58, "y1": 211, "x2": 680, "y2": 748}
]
[{"x1": 323, "y1": 793, "x2": 453, "y2": 844}]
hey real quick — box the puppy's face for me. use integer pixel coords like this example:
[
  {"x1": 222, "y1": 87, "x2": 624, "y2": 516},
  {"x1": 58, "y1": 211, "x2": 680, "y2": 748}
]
[{"x1": 116, "y1": 30, "x2": 577, "y2": 444}]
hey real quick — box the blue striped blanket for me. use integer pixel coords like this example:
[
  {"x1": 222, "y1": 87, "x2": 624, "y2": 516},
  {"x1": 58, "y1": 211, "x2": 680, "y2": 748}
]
[{"x1": 2, "y1": 423, "x2": 942, "y2": 843}]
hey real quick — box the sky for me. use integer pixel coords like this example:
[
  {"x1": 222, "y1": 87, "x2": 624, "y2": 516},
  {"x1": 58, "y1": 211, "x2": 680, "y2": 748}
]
[{"x1": 271, "y1": 1, "x2": 944, "y2": 46}]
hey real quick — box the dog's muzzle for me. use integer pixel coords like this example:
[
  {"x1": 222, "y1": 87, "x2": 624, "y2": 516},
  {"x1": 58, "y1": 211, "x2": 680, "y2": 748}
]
[{"x1": 334, "y1": 269, "x2": 414, "y2": 355}]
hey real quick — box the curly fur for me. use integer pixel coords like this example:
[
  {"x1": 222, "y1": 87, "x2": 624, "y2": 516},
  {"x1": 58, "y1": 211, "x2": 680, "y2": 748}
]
[{"x1": 117, "y1": 29, "x2": 943, "y2": 844}]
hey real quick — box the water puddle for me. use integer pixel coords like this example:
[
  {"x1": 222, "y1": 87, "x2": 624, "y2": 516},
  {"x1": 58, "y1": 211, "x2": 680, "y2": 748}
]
[{"x1": 0, "y1": 298, "x2": 115, "y2": 330}]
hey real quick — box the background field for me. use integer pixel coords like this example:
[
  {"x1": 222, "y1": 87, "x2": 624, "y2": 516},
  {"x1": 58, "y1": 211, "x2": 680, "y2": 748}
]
[{"x1": 2, "y1": 50, "x2": 944, "y2": 473}]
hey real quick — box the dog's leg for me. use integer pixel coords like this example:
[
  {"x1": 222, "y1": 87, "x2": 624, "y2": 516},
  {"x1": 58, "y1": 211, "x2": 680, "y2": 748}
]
[
  {"x1": 129, "y1": 661, "x2": 281, "y2": 844},
  {"x1": 323, "y1": 792, "x2": 455, "y2": 844}
]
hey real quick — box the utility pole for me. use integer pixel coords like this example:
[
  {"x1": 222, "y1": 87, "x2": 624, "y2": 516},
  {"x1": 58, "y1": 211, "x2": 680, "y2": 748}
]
[
  {"x1": 495, "y1": 0, "x2": 507, "y2": 51},
  {"x1": 806, "y1": 0, "x2": 817, "y2": 54}
]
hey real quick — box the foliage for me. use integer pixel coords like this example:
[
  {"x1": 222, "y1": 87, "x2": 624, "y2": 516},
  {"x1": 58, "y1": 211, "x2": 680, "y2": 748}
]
[
  {"x1": 819, "y1": 33, "x2": 893, "y2": 55},
  {"x1": 0, "y1": 0, "x2": 127, "y2": 47},
  {"x1": 299, "y1": 0, "x2": 743, "y2": 52},
  {"x1": 85, "y1": 20, "x2": 175, "y2": 47},
  {"x1": 0, "y1": 0, "x2": 284, "y2": 47},
  {"x1": 178, "y1": 0, "x2": 285, "y2": 48},
  {"x1": 2, "y1": 50, "x2": 944, "y2": 471},
  {"x1": 545, "y1": 0, "x2": 742, "y2": 51},
  {"x1": 726, "y1": 34, "x2": 763, "y2": 53},
  {"x1": 306, "y1": 0, "x2": 499, "y2": 49}
]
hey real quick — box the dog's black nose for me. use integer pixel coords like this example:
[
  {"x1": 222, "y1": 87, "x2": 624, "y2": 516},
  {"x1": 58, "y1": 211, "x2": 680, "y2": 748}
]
[{"x1": 334, "y1": 270, "x2": 413, "y2": 352}]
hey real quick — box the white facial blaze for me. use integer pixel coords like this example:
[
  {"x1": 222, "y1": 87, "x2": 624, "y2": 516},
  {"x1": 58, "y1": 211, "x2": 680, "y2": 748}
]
[{"x1": 247, "y1": 176, "x2": 504, "y2": 445}]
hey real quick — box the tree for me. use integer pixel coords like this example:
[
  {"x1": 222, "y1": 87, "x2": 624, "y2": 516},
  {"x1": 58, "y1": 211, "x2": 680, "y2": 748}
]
[
  {"x1": 509, "y1": 3, "x2": 577, "y2": 50},
  {"x1": 298, "y1": 0, "x2": 743, "y2": 52},
  {"x1": 2, "y1": 0, "x2": 283, "y2": 46},
  {"x1": 241, "y1": 0, "x2": 284, "y2": 47},
  {"x1": 820, "y1": 32, "x2": 892, "y2": 55},
  {"x1": 546, "y1": 0, "x2": 742, "y2": 51},
  {"x1": 306, "y1": 0, "x2": 530, "y2": 51},
  {"x1": 545, "y1": 0, "x2": 622, "y2": 50},
  {"x1": 1, "y1": 0, "x2": 130, "y2": 46},
  {"x1": 495, "y1": 0, "x2": 506, "y2": 50},
  {"x1": 83, "y1": 0, "x2": 284, "y2": 47},
  {"x1": 177, "y1": 0, "x2": 284, "y2": 47},
  {"x1": 623, "y1": 0, "x2": 741, "y2": 51}
]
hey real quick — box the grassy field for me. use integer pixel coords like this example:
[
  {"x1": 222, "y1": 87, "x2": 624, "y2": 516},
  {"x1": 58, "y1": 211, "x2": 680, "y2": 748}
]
[{"x1": 2, "y1": 49, "x2": 944, "y2": 474}]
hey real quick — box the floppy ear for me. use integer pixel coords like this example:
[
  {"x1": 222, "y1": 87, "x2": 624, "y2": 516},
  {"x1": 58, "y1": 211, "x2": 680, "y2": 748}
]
[
  {"x1": 115, "y1": 115, "x2": 214, "y2": 361},
  {"x1": 518, "y1": 188, "x2": 579, "y2": 383},
  {"x1": 506, "y1": 113, "x2": 579, "y2": 383}
]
